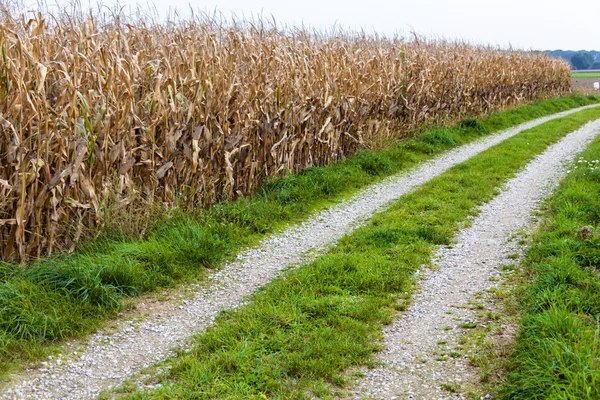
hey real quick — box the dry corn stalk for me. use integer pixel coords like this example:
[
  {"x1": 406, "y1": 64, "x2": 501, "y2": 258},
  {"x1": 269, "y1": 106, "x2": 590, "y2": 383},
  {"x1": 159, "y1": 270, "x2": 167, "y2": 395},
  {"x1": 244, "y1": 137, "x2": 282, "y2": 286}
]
[{"x1": 0, "y1": 6, "x2": 571, "y2": 262}]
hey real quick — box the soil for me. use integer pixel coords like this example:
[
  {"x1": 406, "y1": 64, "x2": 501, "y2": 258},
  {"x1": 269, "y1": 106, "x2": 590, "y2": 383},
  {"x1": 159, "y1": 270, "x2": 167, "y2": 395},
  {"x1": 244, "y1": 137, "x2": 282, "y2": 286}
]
[{"x1": 572, "y1": 77, "x2": 600, "y2": 93}]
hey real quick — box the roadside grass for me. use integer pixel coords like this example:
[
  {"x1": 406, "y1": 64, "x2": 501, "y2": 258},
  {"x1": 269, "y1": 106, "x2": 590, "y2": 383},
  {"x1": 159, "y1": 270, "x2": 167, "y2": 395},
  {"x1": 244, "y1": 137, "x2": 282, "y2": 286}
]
[
  {"x1": 0, "y1": 95, "x2": 598, "y2": 378},
  {"x1": 114, "y1": 106, "x2": 600, "y2": 399},
  {"x1": 498, "y1": 134, "x2": 600, "y2": 399},
  {"x1": 572, "y1": 73, "x2": 600, "y2": 79}
]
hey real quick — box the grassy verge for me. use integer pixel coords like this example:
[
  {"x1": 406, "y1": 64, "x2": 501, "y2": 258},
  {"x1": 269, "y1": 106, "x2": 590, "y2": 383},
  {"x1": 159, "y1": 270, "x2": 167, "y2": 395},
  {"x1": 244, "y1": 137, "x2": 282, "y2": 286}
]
[
  {"x1": 572, "y1": 73, "x2": 600, "y2": 79},
  {"x1": 0, "y1": 95, "x2": 598, "y2": 377},
  {"x1": 497, "y1": 130, "x2": 600, "y2": 399},
  {"x1": 112, "y1": 106, "x2": 600, "y2": 399}
]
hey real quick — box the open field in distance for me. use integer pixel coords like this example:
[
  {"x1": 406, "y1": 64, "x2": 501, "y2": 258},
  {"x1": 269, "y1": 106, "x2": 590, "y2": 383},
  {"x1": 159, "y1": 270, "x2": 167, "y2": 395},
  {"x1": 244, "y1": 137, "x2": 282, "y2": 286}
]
[
  {"x1": 571, "y1": 72, "x2": 600, "y2": 78},
  {"x1": 571, "y1": 77, "x2": 600, "y2": 92}
]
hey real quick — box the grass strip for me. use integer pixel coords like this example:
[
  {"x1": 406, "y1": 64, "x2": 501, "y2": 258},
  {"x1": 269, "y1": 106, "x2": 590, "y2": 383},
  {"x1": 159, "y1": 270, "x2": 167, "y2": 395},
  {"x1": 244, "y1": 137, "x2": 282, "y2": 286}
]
[
  {"x1": 498, "y1": 129, "x2": 600, "y2": 399},
  {"x1": 116, "y1": 107, "x2": 600, "y2": 399},
  {"x1": 572, "y1": 73, "x2": 600, "y2": 79},
  {"x1": 0, "y1": 94, "x2": 598, "y2": 376}
]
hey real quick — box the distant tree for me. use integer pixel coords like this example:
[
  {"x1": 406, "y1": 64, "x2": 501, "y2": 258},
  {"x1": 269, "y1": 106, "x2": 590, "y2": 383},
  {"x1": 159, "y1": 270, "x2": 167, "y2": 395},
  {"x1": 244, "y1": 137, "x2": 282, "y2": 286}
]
[
  {"x1": 592, "y1": 61, "x2": 600, "y2": 69},
  {"x1": 546, "y1": 49, "x2": 575, "y2": 62},
  {"x1": 571, "y1": 51, "x2": 594, "y2": 70}
]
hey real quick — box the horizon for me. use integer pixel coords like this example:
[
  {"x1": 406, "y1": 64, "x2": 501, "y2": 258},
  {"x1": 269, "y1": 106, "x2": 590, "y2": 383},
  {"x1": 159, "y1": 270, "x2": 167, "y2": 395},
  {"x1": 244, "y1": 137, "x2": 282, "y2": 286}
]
[{"x1": 13, "y1": 0, "x2": 600, "y2": 51}]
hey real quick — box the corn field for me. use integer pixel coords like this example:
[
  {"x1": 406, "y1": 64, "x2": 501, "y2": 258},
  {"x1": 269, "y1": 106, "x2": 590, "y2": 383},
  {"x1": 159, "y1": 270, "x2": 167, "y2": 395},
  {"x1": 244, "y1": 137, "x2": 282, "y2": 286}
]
[{"x1": 0, "y1": 6, "x2": 571, "y2": 262}]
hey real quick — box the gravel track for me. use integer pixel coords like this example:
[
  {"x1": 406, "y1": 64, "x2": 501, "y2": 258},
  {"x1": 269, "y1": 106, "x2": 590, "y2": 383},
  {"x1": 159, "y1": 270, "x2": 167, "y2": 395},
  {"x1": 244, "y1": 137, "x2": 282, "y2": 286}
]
[
  {"x1": 348, "y1": 118, "x2": 600, "y2": 400},
  {"x1": 1, "y1": 105, "x2": 599, "y2": 399}
]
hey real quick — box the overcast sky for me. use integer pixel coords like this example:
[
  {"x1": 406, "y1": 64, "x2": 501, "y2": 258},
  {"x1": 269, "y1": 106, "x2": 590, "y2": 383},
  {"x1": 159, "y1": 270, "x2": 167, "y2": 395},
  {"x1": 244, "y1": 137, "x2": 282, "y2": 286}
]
[{"x1": 42, "y1": 0, "x2": 600, "y2": 50}]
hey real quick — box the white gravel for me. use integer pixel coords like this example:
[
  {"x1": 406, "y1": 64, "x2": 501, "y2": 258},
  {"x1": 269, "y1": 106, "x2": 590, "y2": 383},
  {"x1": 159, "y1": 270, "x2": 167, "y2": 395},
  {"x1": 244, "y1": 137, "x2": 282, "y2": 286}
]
[
  {"x1": 1, "y1": 105, "x2": 599, "y2": 399},
  {"x1": 348, "y1": 118, "x2": 600, "y2": 400}
]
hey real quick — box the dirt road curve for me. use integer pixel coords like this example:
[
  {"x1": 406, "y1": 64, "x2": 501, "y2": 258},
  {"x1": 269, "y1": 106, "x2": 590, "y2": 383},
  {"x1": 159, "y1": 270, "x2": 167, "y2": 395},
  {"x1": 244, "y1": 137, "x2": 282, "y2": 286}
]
[{"x1": 1, "y1": 105, "x2": 600, "y2": 399}]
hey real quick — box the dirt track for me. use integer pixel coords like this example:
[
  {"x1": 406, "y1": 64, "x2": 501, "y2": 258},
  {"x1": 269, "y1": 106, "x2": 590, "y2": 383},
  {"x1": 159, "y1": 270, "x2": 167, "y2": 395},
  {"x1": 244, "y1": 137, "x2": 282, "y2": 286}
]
[{"x1": 2, "y1": 105, "x2": 600, "y2": 399}]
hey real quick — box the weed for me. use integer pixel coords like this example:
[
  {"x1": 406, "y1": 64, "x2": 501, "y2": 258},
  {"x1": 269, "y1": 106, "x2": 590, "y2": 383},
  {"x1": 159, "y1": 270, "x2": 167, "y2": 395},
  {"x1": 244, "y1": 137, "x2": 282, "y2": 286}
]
[{"x1": 441, "y1": 382, "x2": 461, "y2": 392}]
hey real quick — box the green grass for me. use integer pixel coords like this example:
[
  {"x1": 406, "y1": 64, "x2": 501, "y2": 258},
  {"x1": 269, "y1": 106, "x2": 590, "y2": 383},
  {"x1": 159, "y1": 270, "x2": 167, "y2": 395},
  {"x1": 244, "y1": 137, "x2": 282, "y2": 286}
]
[
  {"x1": 498, "y1": 134, "x2": 600, "y2": 399},
  {"x1": 114, "y1": 106, "x2": 600, "y2": 399},
  {"x1": 572, "y1": 73, "x2": 600, "y2": 79},
  {"x1": 0, "y1": 94, "x2": 598, "y2": 378}
]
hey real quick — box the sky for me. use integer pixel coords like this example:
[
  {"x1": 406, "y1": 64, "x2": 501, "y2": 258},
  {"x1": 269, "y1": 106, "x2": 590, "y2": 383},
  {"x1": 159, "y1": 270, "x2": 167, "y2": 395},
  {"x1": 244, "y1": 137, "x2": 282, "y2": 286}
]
[{"x1": 36, "y1": 0, "x2": 600, "y2": 50}]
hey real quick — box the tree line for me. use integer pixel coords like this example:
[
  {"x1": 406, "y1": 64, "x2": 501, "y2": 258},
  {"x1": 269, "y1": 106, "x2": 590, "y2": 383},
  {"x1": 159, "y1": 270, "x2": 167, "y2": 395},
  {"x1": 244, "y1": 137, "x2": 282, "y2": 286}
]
[{"x1": 546, "y1": 50, "x2": 600, "y2": 70}]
